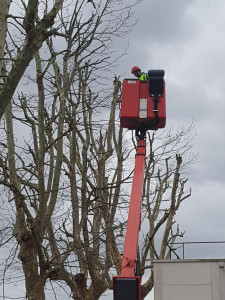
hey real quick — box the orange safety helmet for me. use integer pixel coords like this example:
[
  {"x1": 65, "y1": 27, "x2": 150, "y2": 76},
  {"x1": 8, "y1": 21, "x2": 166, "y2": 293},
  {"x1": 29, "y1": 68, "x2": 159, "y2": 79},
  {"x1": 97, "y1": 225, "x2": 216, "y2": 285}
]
[{"x1": 131, "y1": 66, "x2": 141, "y2": 73}]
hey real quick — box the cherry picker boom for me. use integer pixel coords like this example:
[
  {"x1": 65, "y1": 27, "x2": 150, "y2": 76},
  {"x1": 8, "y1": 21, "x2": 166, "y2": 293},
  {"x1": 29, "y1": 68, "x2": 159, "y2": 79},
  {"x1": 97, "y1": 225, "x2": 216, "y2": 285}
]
[{"x1": 113, "y1": 70, "x2": 166, "y2": 300}]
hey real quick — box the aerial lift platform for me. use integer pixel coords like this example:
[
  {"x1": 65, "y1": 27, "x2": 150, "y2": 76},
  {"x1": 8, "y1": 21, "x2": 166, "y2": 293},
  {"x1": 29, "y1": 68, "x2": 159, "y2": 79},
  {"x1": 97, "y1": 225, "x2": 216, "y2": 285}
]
[{"x1": 113, "y1": 70, "x2": 166, "y2": 300}]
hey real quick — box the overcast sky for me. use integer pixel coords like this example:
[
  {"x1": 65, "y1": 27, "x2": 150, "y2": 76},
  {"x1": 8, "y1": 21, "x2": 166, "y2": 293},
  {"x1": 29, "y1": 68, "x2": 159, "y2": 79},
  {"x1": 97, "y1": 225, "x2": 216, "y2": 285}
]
[
  {"x1": 118, "y1": 0, "x2": 225, "y2": 247},
  {"x1": 107, "y1": 0, "x2": 225, "y2": 299},
  {"x1": 3, "y1": 0, "x2": 225, "y2": 299}
]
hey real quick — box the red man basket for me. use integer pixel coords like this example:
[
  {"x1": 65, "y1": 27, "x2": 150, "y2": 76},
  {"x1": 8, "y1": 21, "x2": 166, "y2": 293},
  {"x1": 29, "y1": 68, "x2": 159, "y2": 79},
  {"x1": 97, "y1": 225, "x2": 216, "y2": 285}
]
[{"x1": 120, "y1": 70, "x2": 166, "y2": 131}]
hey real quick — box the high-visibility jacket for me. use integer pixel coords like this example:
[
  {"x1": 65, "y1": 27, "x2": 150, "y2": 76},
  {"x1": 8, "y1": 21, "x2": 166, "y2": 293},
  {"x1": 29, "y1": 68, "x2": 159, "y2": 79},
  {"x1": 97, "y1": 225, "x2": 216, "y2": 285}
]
[{"x1": 138, "y1": 72, "x2": 149, "y2": 81}]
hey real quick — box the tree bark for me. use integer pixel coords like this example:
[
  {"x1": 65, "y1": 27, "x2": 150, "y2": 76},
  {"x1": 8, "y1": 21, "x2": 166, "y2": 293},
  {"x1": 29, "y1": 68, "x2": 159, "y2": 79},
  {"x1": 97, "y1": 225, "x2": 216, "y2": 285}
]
[
  {"x1": 0, "y1": 0, "x2": 10, "y2": 74},
  {"x1": 18, "y1": 232, "x2": 45, "y2": 300}
]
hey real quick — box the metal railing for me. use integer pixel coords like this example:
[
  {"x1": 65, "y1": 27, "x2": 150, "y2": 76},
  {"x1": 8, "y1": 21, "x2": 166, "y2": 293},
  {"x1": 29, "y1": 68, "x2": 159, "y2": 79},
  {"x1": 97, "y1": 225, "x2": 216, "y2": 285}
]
[{"x1": 167, "y1": 241, "x2": 225, "y2": 259}]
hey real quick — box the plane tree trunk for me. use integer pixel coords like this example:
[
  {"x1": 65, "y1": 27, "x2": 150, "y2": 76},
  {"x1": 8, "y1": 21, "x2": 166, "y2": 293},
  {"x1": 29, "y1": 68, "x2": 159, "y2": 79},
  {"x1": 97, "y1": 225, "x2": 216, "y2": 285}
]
[{"x1": 0, "y1": 0, "x2": 10, "y2": 75}]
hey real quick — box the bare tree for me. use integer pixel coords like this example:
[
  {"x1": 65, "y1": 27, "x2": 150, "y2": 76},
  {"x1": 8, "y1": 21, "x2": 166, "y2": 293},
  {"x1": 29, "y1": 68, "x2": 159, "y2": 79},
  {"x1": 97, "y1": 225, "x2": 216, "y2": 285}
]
[
  {"x1": 0, "y1": 0, "x2": 139, "y2": 299},
  {"x1": 1, "y1": 75, "x2": 124, "y2": 299},
  {"x1": 0, "y1": 1, "x2": 196, "y2": 299}
]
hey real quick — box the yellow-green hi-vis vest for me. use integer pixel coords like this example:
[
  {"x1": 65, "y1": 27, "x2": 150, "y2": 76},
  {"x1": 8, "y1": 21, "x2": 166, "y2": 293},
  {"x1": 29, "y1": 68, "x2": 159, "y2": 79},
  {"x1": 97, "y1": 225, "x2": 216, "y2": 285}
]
[{"x1": 138, "y1": 72, "x2": 149, "y2": 81}]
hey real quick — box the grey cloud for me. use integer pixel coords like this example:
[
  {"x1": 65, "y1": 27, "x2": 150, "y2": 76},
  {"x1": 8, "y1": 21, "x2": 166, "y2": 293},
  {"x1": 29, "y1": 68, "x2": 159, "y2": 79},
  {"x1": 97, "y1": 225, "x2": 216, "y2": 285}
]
[
  {"x1": 118, "y1": 0, "x2": 225, "y2": 263},
  {"x1": 132, "y1": 0, "x2": 197, "y2": 46}
]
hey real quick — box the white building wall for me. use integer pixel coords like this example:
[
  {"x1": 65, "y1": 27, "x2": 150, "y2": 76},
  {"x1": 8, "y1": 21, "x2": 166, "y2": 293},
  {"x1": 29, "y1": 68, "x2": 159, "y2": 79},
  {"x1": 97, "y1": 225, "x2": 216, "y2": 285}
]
[{"x1": 154, "y1": 259, "x2": 225, "y2": 300}]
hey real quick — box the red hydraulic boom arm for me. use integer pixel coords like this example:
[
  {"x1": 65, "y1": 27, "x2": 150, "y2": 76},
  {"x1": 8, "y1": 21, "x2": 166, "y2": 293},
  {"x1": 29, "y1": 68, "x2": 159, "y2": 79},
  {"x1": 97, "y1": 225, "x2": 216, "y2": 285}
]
[
  {"x1": 113, "y1": 70, "x2": 166, "y2": 300},
  {"x1": 113, "y1": 139, "x2": 146, "y2": 300},
  {"x1": 121, "y1": 138, "x2": 146, "y2": 277}
]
